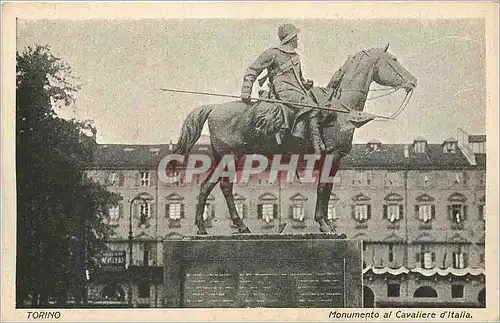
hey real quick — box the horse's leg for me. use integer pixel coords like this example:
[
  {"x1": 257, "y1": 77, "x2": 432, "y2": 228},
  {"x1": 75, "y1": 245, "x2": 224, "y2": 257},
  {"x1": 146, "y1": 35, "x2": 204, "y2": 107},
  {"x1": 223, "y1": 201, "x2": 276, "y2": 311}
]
[
  {"x1": 314, "y1": 151, "x2": 341, "y2": 233},
  {"x1": 315, "y1": 181, "x2": 334, "y2": 232},
  {"x1": 195, "y1": 165, "x2": 221, "y2": 235},
  {"x1": 220, "y1": 181, "x2": 251, "y2": 233}
]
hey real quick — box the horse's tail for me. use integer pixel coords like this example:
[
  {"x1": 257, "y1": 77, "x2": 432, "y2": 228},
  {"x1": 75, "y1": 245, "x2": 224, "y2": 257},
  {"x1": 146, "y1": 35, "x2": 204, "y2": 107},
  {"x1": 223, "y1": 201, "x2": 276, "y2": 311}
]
[{"x1": 173, "y1": 105, "x2": 213, "y2": 155}]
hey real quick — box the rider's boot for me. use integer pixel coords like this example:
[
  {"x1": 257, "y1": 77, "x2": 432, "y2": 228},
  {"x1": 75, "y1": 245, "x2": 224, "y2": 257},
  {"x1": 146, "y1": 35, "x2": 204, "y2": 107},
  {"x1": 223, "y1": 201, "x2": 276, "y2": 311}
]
[{"x1": 309, "y1": 112, "x2": 326, "y2": 155}]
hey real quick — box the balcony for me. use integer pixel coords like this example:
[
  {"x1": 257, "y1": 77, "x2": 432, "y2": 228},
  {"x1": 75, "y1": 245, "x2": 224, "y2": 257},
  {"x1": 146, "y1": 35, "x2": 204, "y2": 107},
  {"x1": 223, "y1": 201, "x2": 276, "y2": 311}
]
[
  {"x1": 451, "y1": 222, "x2": 465, "y2": 230},
  {"x1": 387, "y1": 223, "x2": 400, "y2": 230},
  {"x1": 355, "y1": 223, "x2": 368, "y2": 229},
  {"x1": 419, "y1": 222, "x2": 433, "y2": 230}
]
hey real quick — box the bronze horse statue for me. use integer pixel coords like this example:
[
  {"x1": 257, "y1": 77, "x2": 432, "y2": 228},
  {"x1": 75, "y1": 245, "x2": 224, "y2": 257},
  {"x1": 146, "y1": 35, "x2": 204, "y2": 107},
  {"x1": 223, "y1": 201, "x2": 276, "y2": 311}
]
[{"x1": 173, "y1": 45, "x2": 417, "y2": 235}]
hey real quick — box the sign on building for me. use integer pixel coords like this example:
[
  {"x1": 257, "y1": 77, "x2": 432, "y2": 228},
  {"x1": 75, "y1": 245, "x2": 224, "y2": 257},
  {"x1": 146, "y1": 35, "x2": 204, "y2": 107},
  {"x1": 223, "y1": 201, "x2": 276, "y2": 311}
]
[{"x1": 100, "y1": 251, "x2": 126, "y2": 271}]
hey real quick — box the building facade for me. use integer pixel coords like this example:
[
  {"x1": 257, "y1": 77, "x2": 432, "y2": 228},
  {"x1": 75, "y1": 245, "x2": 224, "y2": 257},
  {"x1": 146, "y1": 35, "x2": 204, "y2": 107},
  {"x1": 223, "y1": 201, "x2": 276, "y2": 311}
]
[{"x1": 84, "y1": 131, "x2": 486, "y2": 308}]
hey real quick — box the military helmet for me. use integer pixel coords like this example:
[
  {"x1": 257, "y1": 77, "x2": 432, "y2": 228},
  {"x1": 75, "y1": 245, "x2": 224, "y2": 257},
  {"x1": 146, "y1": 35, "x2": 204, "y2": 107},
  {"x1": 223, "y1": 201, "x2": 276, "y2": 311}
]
[{"x1": 278, "y1": 23, "x2": 300, "y2": 45}]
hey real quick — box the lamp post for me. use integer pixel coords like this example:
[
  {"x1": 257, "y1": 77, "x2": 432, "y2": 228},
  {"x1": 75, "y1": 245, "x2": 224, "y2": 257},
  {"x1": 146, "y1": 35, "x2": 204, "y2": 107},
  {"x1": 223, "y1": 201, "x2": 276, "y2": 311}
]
[{"x1": 128, "y1": 193, "x2": 154, "y2": 307}]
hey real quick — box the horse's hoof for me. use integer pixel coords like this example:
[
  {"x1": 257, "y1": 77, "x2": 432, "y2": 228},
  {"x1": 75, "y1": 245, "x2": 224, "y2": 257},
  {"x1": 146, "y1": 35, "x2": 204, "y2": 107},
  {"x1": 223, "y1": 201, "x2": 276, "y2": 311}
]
[
  {"x1": 197, "y1": 228, "x2": 208, "y2": 235},
  {"x1": 319, "y1": 224, "x2": 331, "y2": 233},
  {"x1": 238, "y1": 227, "x2": 251, "y2": 234}
]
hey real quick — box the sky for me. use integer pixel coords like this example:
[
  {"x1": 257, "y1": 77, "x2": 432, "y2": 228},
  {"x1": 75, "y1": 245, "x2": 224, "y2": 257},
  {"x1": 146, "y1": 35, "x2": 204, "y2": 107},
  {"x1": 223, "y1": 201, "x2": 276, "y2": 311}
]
[{"x1": 16, "y1": 18, "x2": 486, "y2": 145}]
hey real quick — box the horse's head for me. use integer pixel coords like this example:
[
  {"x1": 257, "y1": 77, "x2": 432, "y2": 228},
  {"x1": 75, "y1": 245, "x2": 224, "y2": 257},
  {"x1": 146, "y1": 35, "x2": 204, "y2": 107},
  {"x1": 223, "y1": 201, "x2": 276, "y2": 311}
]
[
  {"x1": 329, "y1": 44, "x2": 417, "y2": 96},
  {"x1": 324, "y1": 45, "x2": 418, "y2": 134},
  {"x1": 372, "y1": 44, "x2": 417, "y2": 93}
]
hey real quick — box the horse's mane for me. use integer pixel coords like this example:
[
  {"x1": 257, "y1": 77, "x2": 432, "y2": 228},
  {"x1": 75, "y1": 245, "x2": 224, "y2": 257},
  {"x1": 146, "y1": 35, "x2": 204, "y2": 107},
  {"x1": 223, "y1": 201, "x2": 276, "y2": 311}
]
[{"x1": 327, "y1": 47, "x2": 382, "y2": 88}]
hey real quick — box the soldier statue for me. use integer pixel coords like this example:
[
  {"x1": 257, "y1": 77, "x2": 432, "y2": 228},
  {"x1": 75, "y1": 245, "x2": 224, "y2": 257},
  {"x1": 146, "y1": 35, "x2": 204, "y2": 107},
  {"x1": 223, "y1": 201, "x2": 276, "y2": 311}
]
[{"x1": 241, "y1": 23, "x2": 335, "y2": 154}]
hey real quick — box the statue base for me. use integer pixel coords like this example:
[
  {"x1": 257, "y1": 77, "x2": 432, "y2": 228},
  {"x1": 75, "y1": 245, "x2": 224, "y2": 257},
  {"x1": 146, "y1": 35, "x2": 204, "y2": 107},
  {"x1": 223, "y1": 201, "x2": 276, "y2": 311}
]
[{"x1": 163, "y1": 234, "x2": 362, "y2": 308}]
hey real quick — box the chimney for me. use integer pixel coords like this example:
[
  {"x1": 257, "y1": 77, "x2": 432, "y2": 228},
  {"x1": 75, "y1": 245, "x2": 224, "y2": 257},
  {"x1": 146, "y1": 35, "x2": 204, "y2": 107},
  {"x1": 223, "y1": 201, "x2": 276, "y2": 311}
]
[
  {"x1": 91, "y1": 126, "x2": 97, "y2": 142},
  {"x1": 404, "y1": 145, "x2": 409, "y2": 158},
  {"x1": 168, "y1": 141, "x2": 174, "y2": 151}
]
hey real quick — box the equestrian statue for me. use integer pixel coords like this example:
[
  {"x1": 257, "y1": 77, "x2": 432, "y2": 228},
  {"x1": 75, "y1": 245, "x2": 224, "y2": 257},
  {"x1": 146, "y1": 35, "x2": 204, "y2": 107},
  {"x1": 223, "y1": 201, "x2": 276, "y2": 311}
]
[{"x1": 172, "y1": 23, "x2": 418, "y2": 235}]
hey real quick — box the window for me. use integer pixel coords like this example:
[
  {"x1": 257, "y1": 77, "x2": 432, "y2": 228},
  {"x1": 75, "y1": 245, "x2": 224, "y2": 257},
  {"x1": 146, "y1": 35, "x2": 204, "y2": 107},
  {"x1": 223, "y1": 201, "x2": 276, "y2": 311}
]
[
  {"x1": 416, "y1": 245, "x2": 435, "y2": 269},
  {"x1": 108, "y1": 172, "x2": 117, "y2": 186},
  {"x1": 479, "y1": 173, "x2": 485, "y2": 186},
  {"x1": 352, "y1": 172, "x2": 366, "y2": 185},
  {"x1": 260, "y1": 204, "x2": 275, "y2": 223},
  {"x1": 452, "y1": 246, "x2": 468, "y2": 269},
  {"x1": 106, "y1": 171, "x2": 124, "y2": 187},
  {"x1": 414, "y1": 141, "x2": 427, "y2": 153},
  {"x1": 289, "y1": 193, "x2": 307, "y2": 223},
  {"x1": 140, "y1": 171, "x2": 150, "y2": 187},
  {"x1": 448, "y1": 193, "x2": 467, "y2": 226},
  {"x1": 167, "y1": 203, "x2": 182, "y2": 220},
  {"x1": 102, "y1": 284, "x2": 125, "y2": 301},
  {"x1": 109, "y1": 205, "x2": 121, "y2": 226},
  {"x1": 165, "y1": 171, "x2": 180, "y2": 185},
  {"x1": 138, "y1": 281, "x2": 150, "y2": 298},
  {"x1": 203, "y1": 204, "x2": 213, "y2": 221},
  {"x1": 385, "y1": 172, "x2": 400, "y2": 187},
  {"x1": 415, "y1": 195, "x2": 435, "y2": 225},
  {"x1": 143, "y1": 243, "x2": 151, "y2": 267},
  {"x1": 388, "y1": 245, "x2": 394, "y2": 262},
  {"x1": 417, "y1": 205, "x2": 435, "y2": 223},
  {"x1": 258, "y1": 193, "x2": 278, "y2": 225},
  {"x1": 443, "y1": 141, "x2": 457, "y2": 154},
  {"x1": 165, "y1": 193, "x2": 184, "y2": 228},
  {"x1": 451, "y1": 285, "x2": 464, "y2": 298},
  {"x1": 387, "y1": 283, "x2": 400, "y2": 297},
  {"x1": 449, "y1": 204, "x2": 467, "y2": 224},
  {"x1": 479, "y1": 204, "x2": 485, "y2": 220},
  {"x1": 139, "y1": 202, "x2": 150, "y2": 227},
  {"x1": 291, "y1": 204, "x2": 305, "y2": 222},
  {"x1": 352, "y1": 194, "x2": 371, "y2": 223},
  {"x1": 452, "y1": 172, "x2": 467, "y2": 185},
  {"x1": 384, "y1": 205, "x2": 403, "y2": 223},
  {"x1": 235, "y1": 200, "x2": 244, "y2": 218},
  {"x1": 201, "y1": 203, "x2": 215, "y2": 227},
  {"x1": 354, "y1": 205, "x2": 371, "y2": 222},
  {"x1": 327, "y1": 201, "x2": 338, "y2": 221}
]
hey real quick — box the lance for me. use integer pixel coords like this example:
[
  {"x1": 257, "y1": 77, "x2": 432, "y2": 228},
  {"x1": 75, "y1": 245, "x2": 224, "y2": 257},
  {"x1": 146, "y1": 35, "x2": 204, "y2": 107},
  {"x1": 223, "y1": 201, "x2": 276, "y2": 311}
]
[{"x1": 159, "y1": 88, "x2": 352, "y2": 114}]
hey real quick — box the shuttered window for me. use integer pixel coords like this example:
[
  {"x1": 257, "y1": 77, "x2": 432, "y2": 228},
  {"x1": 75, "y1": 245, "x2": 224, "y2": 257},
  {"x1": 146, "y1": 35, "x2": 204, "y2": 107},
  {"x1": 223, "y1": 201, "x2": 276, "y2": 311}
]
[
  {"x1": 108, "y1": 205, "x2": 122, "y2": 226},
  {"x1": 327, "y1": 201, "x2": 338, "y2": 220}
]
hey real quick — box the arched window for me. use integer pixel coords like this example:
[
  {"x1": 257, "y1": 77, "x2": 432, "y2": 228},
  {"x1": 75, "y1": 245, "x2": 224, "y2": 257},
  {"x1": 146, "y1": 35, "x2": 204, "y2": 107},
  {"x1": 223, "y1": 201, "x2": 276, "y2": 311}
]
[
  {"x1": 478, "y1": 288, "x2": 485, "y2": 306},
  {"x1": 102, "y1": 283, "x2": 125, "y2": 301},
  {"x1": 363, "y1": 286, "x2": 375, "y2": 308},
  {"x1": 138, "y1": 281, "x2": 151, "y2": 298},
  {"x1": 413, "y1": 286, "x2": 438, "y2": 298}
]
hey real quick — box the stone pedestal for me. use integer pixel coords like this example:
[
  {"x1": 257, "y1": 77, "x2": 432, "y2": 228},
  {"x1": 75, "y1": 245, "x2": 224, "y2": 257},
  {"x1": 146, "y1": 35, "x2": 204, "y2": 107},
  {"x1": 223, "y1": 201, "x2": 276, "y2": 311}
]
[{"x1": 164, "y1": 234, "x2": 362, "y2": 308}]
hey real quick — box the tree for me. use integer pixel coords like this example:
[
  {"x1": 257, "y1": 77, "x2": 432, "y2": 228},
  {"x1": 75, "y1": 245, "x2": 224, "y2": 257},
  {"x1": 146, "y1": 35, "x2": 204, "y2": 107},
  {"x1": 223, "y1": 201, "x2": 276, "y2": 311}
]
[{"x1": 16, "y1": 45, "x2": 121, "y2": 307}]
